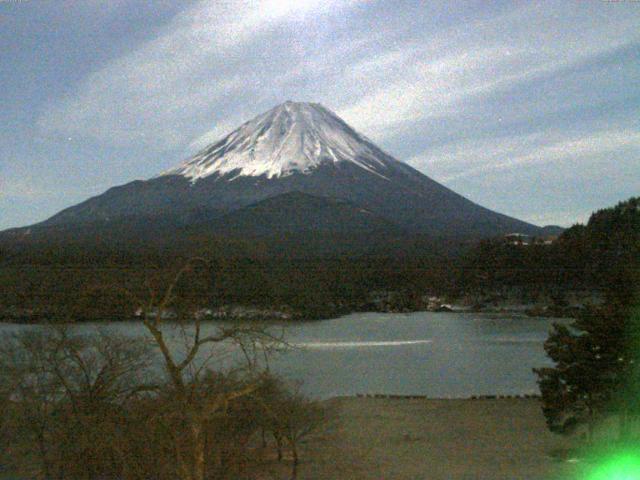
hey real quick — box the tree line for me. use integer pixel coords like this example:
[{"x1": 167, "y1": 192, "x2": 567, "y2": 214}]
[
  {"x1": 1, "y1": 197, "x2": 637, "y2": 322},
  {"x1": 457, "y1": 197, "x2": 640, "y2": 301},
  {"x1": 0, "y1": 247, "x2": 458, "y2": 322}
]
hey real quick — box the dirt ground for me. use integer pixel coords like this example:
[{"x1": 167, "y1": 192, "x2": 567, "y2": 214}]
[{"x1": 290, "y1": 397, "x2": 580, "y2": 480}]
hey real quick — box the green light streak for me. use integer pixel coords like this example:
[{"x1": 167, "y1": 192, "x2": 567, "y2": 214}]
[{"x1": 586, "y1": 451, "x2": 640, "y2": 480}]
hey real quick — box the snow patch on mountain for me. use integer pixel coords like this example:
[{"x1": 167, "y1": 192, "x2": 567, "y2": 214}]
[{"x1": 163, "y1": 101, "x2": 392, "y2": 182}]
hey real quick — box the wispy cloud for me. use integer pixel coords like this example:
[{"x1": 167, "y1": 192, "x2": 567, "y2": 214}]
[
  {"x1": 0, "y1": 170, "x2": 97, "y2": 201},
  {"x1": 458, "y1": 130, "x2": 640, "y2": 180},
  {"x1": 186, "y1": 116, "x2": 243, "y2": 153},
  {"x1": 409, "y1": 129, "x2": 640, "y2": 182},
  {"x1": 337, "y1": 45, "x2": 516, "y2": 139},
  {"x1": 336, "y1": 3, "x2": 640, "y2": 142},
  {"x1": 36, "y1": 0, "x2": 639, "y2": 153},
  {"x1": 37, "y1": 0, "x2": 365, "y2": 150}
]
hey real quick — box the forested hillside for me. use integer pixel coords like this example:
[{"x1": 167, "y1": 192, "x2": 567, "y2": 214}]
[
  {"x1": 458, "y1": 197, "x2": 640, "y2": 303},
  {"x1": 0, "y1": 233, "x2": 461, "y2": 322},
  {"x1": 1, "y1": 197, "x2": 636, "y2": 322}
]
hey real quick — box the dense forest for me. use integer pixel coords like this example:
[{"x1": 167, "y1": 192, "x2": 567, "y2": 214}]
[
  {"x1": 0, "y1": 197, "x2": 637, "y2": 322},
  {"x1": 0, "y1": 234, "x2": 461, "y2": 322},
  {"x1": 458, "y1": 197, "x2": 640, "y2": 304}
]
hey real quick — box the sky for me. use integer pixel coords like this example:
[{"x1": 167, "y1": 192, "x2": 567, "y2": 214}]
[{"x1": 1, "y1": 0, "x2": 639, "y2": 230}]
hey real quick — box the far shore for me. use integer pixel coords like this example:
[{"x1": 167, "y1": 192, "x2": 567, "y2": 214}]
[{"x1": 0, "y1": 305, "x2": 575, "y2": 325}]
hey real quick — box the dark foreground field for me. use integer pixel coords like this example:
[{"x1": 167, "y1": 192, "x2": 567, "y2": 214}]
[
  {"x1": 0, "y1": 397, "x2": 590, "y2": 479},
  {"x1": 289, "y1": 397, "x2": 579, "y2": 480}
]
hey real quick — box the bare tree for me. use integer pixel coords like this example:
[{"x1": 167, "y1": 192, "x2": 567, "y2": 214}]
[
  {"x1": 253, "y1": 376, "x2": 328, "y2": 479},
  {"x1": 135, "y1": 258, "x2": 285, "y2": 480},
  {"x1": 0, "y1": 326, "x2": 153, "y2": 479},
  {"x1": 0, "y1": 329, "x2": 67, "y2": 479},
  {"x1": 273, "y1": 387, "x2": 327, "y2": 479}
]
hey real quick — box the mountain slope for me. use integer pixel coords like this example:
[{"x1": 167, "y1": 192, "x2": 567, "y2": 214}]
[
  {"x1": 211, "y1": 191, "x2": 399, "y2": 235},
  {"x1": 14, "y1": 101, "x2": 541, "y2": 239},
  {"x1": 0, "y1": 192, "x2": 400, "y2": 253}
]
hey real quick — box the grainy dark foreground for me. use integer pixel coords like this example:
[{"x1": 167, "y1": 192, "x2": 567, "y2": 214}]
[{"x1": 291, "y1": 397, "x2": 579, "y2": 480}]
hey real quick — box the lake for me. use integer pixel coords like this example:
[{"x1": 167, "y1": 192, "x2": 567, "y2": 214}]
[{"x1": 0, "y1": 311, "x2": 562, "y2": 399}]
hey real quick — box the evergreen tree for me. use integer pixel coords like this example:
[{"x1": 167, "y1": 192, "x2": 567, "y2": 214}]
[{"x1": 534, "y1": 289, "x2": 640, "y2": 441}]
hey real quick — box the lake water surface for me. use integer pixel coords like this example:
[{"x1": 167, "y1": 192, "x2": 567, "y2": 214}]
[{"x1": 0, "y1": 312, "x2": 563, "y2": 399}]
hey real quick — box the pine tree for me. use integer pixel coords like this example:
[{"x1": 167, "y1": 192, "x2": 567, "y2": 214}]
[{"x1": 534, "y1": 290, "x2": 640, "y2": 441}]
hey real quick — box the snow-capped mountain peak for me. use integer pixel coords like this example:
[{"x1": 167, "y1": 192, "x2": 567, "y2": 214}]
[
  {"x1": 163, "y1": 101, "x2": 391, "y2": 182},
  {"x1": 34, "y1": 101, "x2": 542, "y2": 239}
]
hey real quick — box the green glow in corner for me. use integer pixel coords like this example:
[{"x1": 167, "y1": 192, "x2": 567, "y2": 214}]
[{"x1": 586, "y1": 452, "x2": 640, "y2": 480}]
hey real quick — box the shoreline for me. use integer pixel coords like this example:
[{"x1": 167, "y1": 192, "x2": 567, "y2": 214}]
[
  {"x1": 0, "y1": 306, "x2": 572, "y2": 325},
  {"x1": 351, "y1": 393, "x2": 541, "y2": 400}
]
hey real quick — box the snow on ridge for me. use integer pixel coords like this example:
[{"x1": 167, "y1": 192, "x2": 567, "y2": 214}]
[{"x1": 162, "y1": 101, "x2": 392, "y2": 182}]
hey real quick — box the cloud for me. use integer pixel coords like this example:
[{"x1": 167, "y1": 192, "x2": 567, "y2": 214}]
[
  {"x1": 36, "y1": 0, "x2": 639, "y2": 154},
  {"x1": 332, "y1": 3, "x2": 640, "y2": 142},
  {"x1": 337, "y1": 45, "x2": 517, "y2": 139},
  {"x1": 37, "y1": 0, "x2": 365, "y2": 150},
  {"x1": 409, "y1": 129, "x2": 640, "y2": 182},
  {"x1": 186, "y1": 116, "x2": 243, "y2": 153},
  {"x1": 467, "y1": 130, "x2": 640, "y2": 179}
]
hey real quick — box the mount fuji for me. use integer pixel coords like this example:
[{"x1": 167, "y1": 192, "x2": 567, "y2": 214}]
[{"x1": 8, "y1": 101, "x2": 544, "y2": 243}]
